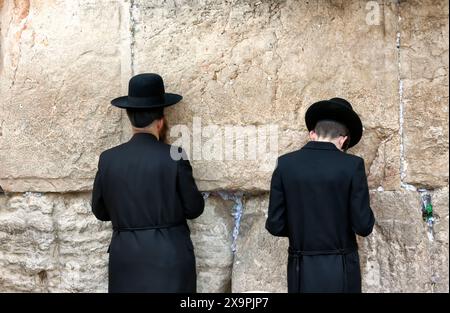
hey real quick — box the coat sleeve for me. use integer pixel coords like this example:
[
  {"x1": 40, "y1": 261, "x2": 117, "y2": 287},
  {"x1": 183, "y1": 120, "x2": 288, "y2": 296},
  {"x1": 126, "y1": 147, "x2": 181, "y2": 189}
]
[
  {"x1": 91, "y1": 154, "x2": 110, "y2": 221},
  {"x1": 265, "y1": 161, "x2": 288, "y2": 237},
  {"x1": 350, "y1": 158, "x2": 375, "y2": 237},
  {"x1": 177, "y1": 154, "x2": 205, "y2": 220}
]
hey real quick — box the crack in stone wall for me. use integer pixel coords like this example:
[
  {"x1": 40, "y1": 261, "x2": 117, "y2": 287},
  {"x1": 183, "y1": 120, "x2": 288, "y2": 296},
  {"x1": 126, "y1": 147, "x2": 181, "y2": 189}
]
[
  {"x1": 202, "y1": 191, "x2": 245, "y2": 254},
  {"x1": 216, "y1": 191, "x2": 244, "y2": 253},
  {"x1": 396, "y1": 0, "x2": 417, "y2": 193},
  {"x1": 129, "y1": 0, "x2": 138, "y2": 77}
]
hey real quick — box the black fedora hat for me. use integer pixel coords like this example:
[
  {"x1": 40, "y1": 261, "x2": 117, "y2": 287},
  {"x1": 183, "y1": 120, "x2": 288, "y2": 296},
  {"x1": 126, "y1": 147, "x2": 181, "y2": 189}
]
[
  {"x1": 111, "y1": 73, "x2": 182, "y2": 109},
  {"x1": 305, "y1": 97, "x2": 363, "y2": 148}
]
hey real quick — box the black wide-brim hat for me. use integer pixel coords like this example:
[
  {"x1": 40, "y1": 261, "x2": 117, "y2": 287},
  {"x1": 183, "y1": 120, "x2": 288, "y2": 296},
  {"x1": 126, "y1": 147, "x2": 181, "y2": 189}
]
[
  {"x1": 305, "y1": 97, "x2": 363, "y2": 148},
  {"x1": 111, "y1": 73, "x2": 182, "y2": 109}
]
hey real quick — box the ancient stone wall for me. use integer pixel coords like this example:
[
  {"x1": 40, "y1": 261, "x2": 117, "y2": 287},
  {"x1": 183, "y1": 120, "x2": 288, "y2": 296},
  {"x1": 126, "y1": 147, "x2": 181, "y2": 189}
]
[{"x1": 0, "y1": 0, "x2": 448, "y2": 292}]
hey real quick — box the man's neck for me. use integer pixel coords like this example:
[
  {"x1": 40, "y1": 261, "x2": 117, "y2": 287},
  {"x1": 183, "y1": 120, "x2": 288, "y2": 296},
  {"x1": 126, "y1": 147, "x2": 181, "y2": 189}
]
[
  {"x1": 312, "y1": 138, "x2": 341, "y2": 151},
  {"x1": 132, "y1": 127, "x2": 159, "y2": 140}
]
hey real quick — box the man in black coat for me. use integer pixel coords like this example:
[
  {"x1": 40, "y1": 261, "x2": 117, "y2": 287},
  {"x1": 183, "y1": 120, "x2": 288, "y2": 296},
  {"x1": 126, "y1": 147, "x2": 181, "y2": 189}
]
[
  {"x1": 91, "y1": 73, "x2": 204, "y2": 293},
  {"x1": 266, "y1": 98, "x2": 375, "y2": 293}
]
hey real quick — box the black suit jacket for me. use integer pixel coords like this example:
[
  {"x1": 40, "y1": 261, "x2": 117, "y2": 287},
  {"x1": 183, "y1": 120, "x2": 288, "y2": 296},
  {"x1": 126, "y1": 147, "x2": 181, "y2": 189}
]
[
  {"x1": 266, "y1": 140, "x2": 375, "y2": 293},
  {"x1": 91, "y1": 132, "x2": 204, "y2": 292}
]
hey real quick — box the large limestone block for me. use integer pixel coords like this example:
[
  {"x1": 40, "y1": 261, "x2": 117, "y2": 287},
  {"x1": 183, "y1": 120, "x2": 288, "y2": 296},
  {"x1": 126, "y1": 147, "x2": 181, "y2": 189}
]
[
  {"x1": 0, "y1": 192, "x2": 110, "y2": 292},
  {"x1": 0, "y1": 193, "x2": 56, "y2": 292},
  {"x1": 358, "y1": 188, "x2": 449, "y2": 292},
  {"x1": 0, "y1": 0, "x2": 125, "y2": 192},
  {"x1": 188, "y1": 194, "x2": 235, "y2": 292},
  {"x1": 0, "y1": 192, "x2": 236, "y2": 293},
  {"x1": 49, "y1": 194, "x2": 111, "y2": 293},
  {"x1": 232, "y1": 196, "x2": 288, "y2": 293},
  {"x1": 428, "y1": 188, "x2": 449, "y2": 292},
  {"x1": 400, "y1": 0, "x2": 449, "y2": 188},
  {"x1": 232, "y1": 189, "x2": 448, "y2": 293},
  {"x1": 353, "y1": 129, "x2": 400, "y2": 191},
  {"x1": 132, "y1": 0, "x2": 400, "y2": 192}
]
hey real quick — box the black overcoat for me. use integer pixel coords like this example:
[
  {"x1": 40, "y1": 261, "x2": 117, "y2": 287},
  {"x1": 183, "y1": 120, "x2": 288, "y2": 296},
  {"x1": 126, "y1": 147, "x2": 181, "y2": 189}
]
[
  {"x1": 266, "y1": 141, "x2": 375, "y2": 293},
  {"x1": 91, "y1": 133, "x2": 204, "y2": 293}
]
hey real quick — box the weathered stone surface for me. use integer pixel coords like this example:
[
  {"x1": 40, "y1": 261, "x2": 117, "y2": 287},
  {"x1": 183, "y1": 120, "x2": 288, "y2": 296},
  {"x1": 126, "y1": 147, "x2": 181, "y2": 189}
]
[
  {"x1": 400, "y1": 0, "x2": 449, "y2": 188},
  {"x1": 3, "y1": 190, "x2": 446, "y2": 293},
  {"x1": 0, "y1": 192, "x2": 235, "y2": 293},
  {"x1": 354, "y1": 129, "x2": 401, "y2": 191},
  {"x1": 358, "y1": 188, "x2": 449, "y2": 292},
  {"x1": 0, "y1": 0, "x2": 448, "y2": 294},
  {"x1": 133, "y1": 0, "x2": 400, "y2": 191},
  {"x1": 50, "y1": 195, "x2": 111, "y2": 292},
  {"x1": 233, "y1": 190, "x2": 449, "y2": 293},
  {"x1": 188, "y1": 194, "x2": 235, "y2": 293},
  {"x1": 0, "y1": 0, "x2": 125, "y2": 192},
  {"x1": 428, "y1": 187, "x2": 449, "y2": 292},
  {"x1": 0, "y1": 192, "x2": 110, "y2": 292},
  {"x1": 232, "y1": 196, "x2": 288, "y2": 292}
]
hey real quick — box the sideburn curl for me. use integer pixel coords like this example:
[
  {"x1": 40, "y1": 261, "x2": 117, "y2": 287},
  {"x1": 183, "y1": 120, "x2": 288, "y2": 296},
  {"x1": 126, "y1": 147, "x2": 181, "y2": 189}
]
[{"x1": 159, "y1": 117, "x2": 169, "y2": 143}]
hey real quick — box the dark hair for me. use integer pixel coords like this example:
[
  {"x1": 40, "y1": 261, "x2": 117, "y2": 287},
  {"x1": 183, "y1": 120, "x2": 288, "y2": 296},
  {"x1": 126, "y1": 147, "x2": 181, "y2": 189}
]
[
  {"x1": 126, "y1": 108, "x2": 164, "y2": 128},
  {"x1": 314, "y1": 120, "x2": 349, "y2": 139}
]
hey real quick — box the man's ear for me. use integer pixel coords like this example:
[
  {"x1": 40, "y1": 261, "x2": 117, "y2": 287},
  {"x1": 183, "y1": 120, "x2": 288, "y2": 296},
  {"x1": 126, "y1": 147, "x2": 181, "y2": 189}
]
[
  {"x1": 156, "y1": 118, "x2": 164, "y2": 131},
  {"x1": 340, "y1": 136, "x2": 349, "y2": 150},
  {"x1": 309, "y1": 130, "x2": 317, "y2": 140}
]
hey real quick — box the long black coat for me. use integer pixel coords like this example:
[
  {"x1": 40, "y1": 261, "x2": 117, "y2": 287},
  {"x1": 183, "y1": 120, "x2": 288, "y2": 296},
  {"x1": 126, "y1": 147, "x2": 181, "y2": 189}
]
[
  {"x1": 91, "y1": 133, "x2": 204, "y2": 293},
  {"x1": 266, "y1": 141, "x2": 375, "y2": 293}
]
